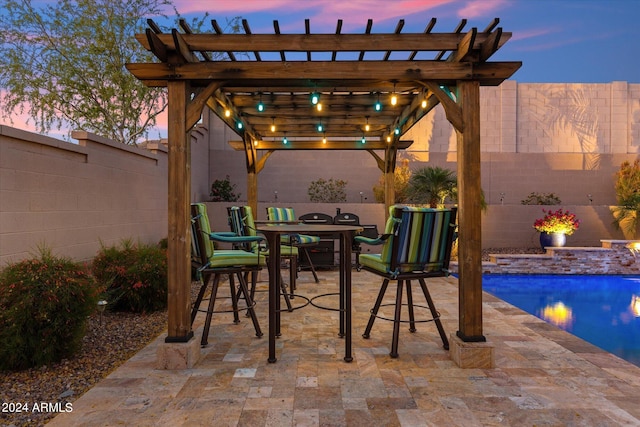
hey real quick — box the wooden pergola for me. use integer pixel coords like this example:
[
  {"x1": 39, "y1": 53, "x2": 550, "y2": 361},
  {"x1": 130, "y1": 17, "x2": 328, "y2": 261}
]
[{"x1": 126, "y1": 17, "x2": 521, "y2": 350}]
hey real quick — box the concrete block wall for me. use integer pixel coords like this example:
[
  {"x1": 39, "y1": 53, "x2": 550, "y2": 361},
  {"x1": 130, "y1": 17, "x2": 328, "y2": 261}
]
[
  {"x1": 205, "y1": 81, "x2": 639, "y2": 207},
  {"x1": 0, "y1": 127, "x2": 169, "y2": 266}
]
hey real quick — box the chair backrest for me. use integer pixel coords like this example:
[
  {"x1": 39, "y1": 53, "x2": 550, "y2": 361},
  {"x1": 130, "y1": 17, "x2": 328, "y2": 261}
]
[
  {"x1": 386, "y1": 206, "x2": 457, "y2": 276},
  {"x1": 191, "y1": 203, "x2": 215, "y2": 266},
  {"x1": 299, "y1": 212, "x2": 333, "y2": 224},
  {"x1": 333, "y1": 212, "x2": 360, "y2": 225},
  {"x1": 266, "y1": 207, "x2": 297, "y2": 222},
  {"x1": 227, "y1": 206, "x2": 259, "y2": 252}
]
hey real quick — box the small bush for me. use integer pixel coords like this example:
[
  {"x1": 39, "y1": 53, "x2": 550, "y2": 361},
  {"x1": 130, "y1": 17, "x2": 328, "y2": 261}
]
[
  {"x1": 520, "y1": 192, "x2": 561, "y2": 205},
  {"x1": 0, "y1": 248, "x2": 99, "y2": 370},
  {"x1": 612, "y1": 159, "x2": 640, "y2": 235},
  {"x1": 308, "y1": 178, "x2": 347, "y2": 202},
  {"x1": 210, "y1": 175, "x2": 240, "y2": 202},
  {"x1": 92, "y1": 240, "x2": 167, "y2": 313}
]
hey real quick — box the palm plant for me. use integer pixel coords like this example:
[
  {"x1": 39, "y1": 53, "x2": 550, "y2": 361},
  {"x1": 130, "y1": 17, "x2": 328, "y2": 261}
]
[{"x1": 407, "y1": 166, "x2": 457, "y2": 208}]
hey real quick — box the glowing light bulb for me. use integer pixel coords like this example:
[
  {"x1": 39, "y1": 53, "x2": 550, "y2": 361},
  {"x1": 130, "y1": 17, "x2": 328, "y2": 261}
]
[
  {"x1": 225, "y1": 109, "x2": 231, "y2": 118},
  {"x1": 390, "y1": 93, "x2": 397, "y2": 106}
]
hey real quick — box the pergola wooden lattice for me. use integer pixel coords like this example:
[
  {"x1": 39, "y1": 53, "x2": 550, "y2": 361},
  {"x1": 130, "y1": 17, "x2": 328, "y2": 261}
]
[{"x1": 126, "y1": 17, "x2": 521, "y2": 353}]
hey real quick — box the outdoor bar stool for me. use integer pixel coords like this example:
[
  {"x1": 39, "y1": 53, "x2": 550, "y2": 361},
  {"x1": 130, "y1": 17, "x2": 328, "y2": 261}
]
[
  {"x1": 227, "y1": 206, "x2": 298, "y2": 305},
  {"x1": 356, "y1": 206, "x2": 457, "y2": 358},
  {"x1": 190, "y1": 203, "x2": 264, "y2": 347},
  {"x1": 266, "y1": 207, "x2": 321, "y2": 283}
]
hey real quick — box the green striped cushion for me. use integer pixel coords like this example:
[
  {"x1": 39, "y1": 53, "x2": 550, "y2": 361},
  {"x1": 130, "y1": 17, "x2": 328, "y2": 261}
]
[
  {"x1": 192, "y1": 203, "x2": 265, "y2": 267},
  {"x1": 266, "y1": 207, "x2": 320, "y2": 245},
  {"x1": 359, "y1": 206, "x2": 454, "y2": 276}
]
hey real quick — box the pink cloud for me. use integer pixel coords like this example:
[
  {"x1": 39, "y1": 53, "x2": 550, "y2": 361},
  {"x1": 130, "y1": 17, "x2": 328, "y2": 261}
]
[
  {"x1": 168, "y1": 0, "x2": 457, "y2": 31},
  {"x1": 457, "y1": 0, "x2": 509, "y2": 19}
]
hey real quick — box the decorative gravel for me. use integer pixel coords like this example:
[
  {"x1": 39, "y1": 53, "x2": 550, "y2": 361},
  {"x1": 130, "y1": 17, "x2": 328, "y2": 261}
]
[{"x1": 0, "y1": 310, "x2": 167, "y2": 427}]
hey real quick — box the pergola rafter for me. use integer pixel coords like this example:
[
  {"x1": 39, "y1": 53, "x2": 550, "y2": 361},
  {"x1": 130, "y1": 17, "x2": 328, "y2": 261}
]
[{"x1": 126, "y1": 17, "x2": 521, "y2": 362}]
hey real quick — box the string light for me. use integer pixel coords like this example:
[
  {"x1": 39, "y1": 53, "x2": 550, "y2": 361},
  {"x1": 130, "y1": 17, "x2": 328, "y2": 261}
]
[
  {"x1": 256, "y1": 93, "x2": 265, "y2": 112},
  {"x1": 310, "y1": 92, "x2": 320, "y2": 105},
  {"x1": 322, "y1": 133, "x2": 327, "y2": 144},
  {"x1": 270, "y1": 117, "x2": 276, "y2": 132},
  {"x1": 361, "y1": 135, "x2": 366, "y2": 144},
  {"x1": 316, "y1": 102, "x2": 323, "y2": 112},
  {"x1": 374, "y1": 93, "x2": 382, "y2": 111},
  {"x1": 421, "y1": 98, "x2": 427, "y2": 108},
  {"x1": 390, "y1": 83, "x2": 397, "y2": 106},
  {"x1": 224, "y1": 109, "x2": 231, "y2": 118},
  {"x1": 236, "y1": 121, "x2": 243, "y2": 130},
  {"x1": 317, "y1": 122, "x2": 324, "y2": 132},
  {"x1": 394, "y1": 127, "x2": 400, "y2": 135},
  {"x1": 365, "y1": 116, "x2": 370, "y2": 132},
  {"x1": 283, "y1": 133, "x2": 288, "y2": 145}
]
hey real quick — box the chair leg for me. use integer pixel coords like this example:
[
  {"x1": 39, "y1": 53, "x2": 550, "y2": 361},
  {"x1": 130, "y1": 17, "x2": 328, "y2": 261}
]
[
  {"x1": 267, "y1": 261, "x2": 293, "y2": 312},
  {"x1": 390, "y1": 280, "x2": 404, "y2": 358},
  {"x1": 191, "y1": 272, "x2": 210, "y2": 326},
  {"x1": 201, "y1": 274, "x2": 221, "y2": 346},
  {"x1": 236, "y1": 272, "x2": 263, "y2": 337},
  {"x1": 301, "y1": 247, "x2": 319, "y2": 283},
  {"x1": 362, "y1": 279, "x2": 390, "y2": 339},
  {"x1": 229, "y1": 274, "x2": 241, "y2": 324},
  {"x1": 418, "y1": 278, "x2": 449, "y2": 350},
  {"x1": 289, "y1": 255, "x2": 297, "y2": 298},
  {"x1": 406, "y1": 280, "x2": 417, "y2": 333}
]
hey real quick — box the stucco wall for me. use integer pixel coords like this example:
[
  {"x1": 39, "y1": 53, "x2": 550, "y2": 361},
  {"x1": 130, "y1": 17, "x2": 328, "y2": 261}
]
[{"x1": 0, "y1": 127, "x2": 169, "y2": 266}]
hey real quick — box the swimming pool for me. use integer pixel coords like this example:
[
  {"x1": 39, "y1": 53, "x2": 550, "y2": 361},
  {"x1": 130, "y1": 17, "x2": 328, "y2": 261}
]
[{"x1": 481, "y1": 274, "x2": 640, "y2": 368}]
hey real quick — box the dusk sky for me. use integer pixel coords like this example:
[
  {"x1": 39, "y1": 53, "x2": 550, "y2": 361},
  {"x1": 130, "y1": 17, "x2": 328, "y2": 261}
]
[
  {"x1": 161, "y1": 0, "x2": 640, "y2": 83},
  {"x1": 2, "y1": 0, "x2": 638, "y2": 139}
]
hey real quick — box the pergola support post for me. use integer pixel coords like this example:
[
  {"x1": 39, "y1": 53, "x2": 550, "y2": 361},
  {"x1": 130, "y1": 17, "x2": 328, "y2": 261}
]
[
  {"x1": 156, "y1": 80, "x2": 200, "y2": 369},
  {"x1": 247, "y1": 171, "x2": 258, "y2": 215},
  {"x1": 449, "y1": 80, "x2": 494, "y2": 368}
]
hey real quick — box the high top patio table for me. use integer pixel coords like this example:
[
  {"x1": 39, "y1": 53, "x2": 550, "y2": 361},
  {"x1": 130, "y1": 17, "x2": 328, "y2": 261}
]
[{"x1": 255, "y1": 223, "x2": 363, "y2": 363}]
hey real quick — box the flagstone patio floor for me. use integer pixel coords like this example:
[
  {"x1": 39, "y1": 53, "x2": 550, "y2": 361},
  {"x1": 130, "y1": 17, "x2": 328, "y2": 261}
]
[{"x1": 48, "y1": 269, "x2": 640, "y2": 426}]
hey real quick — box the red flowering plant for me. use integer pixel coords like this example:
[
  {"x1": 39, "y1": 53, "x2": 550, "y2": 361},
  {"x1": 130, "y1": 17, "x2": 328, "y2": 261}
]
[{"x1": 533, "y1": 208, "x2": 580, "y2": 235}]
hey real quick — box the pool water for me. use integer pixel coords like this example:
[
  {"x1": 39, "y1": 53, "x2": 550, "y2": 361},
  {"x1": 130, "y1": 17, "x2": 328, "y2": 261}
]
[{"x1": 482, "y1": 274, "x2": 640, "y2": 368}]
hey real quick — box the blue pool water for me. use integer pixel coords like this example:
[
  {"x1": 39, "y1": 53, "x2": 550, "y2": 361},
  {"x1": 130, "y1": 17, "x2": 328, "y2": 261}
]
[{"x1": 482, "y1": 274, "x2": 640, "y2": 368}]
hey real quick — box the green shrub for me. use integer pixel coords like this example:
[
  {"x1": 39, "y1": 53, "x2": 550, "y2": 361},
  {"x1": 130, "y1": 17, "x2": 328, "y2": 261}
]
[
  {"x1": 520, "y1": 192, "x2": 561, "y2": 205},
  {"x1": 612, "y1": 159, "x2": 640, "y2": 235},
  {"x1": 210, "y1": 175, "x2": 241, "y2": 202},
  {"x1": 372, "y1": 159, "x2": 411, "y2": 203},
  {"x1": 0, "y1": 248, "x2": 99, "y2": 370},
  {"x1": 92, "y1": 240, "x2": 167, "y2": 313},
  {"x1": 308, "y1": 178, "x2": 347, "y2": 202}
]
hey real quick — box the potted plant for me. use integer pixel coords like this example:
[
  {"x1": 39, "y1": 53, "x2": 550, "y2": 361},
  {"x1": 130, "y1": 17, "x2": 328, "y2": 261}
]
[{"x1": 533, "y1": 208, "x2": 580, "y2": 249}]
